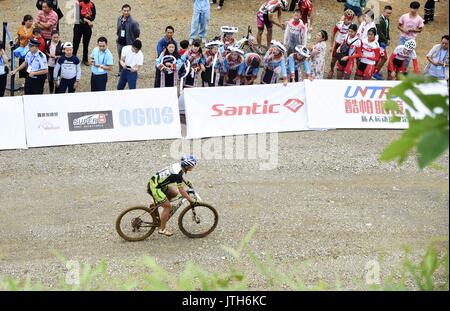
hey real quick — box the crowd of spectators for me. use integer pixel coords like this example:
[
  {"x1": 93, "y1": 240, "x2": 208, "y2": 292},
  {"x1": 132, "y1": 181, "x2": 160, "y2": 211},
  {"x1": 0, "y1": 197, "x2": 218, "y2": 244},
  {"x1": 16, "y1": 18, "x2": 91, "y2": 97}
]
[{"x1": 0, "y1": 0, "x2": 447, "y2": 97}]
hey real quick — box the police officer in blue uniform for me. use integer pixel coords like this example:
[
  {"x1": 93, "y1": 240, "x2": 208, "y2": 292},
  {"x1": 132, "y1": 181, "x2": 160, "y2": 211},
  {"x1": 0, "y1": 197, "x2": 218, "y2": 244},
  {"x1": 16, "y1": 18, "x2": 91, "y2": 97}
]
[{"x1": 12, "y1": 39, "x2": 49, "y2": 95}]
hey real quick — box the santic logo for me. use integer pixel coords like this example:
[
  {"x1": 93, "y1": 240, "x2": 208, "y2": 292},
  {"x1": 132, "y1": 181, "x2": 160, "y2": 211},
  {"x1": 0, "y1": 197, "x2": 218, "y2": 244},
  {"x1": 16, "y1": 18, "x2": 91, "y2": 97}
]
[
  {"x1": 211, "y1": 98, "x2": 304, "y2": 117},
  {"x1": 283, "y1": 98, "x2": 304, "y2": 113},
  {"x1": 68, "y1": 111, "x2": 114, "y2": 131}
]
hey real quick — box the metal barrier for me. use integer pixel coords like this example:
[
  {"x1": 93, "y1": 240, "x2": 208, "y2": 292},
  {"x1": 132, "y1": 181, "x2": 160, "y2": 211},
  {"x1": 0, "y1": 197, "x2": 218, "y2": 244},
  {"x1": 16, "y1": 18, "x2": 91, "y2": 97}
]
[{"x1": 2, "y1": 22, "x2": 19, "y2": 96}]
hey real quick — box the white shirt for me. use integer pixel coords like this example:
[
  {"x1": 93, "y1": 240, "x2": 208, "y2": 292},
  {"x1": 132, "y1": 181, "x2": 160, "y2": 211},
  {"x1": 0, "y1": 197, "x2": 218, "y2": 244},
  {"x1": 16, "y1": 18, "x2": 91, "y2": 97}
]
[
  {"x1": 334, "y1": 21, "x2": 351, "y2": 44},
  {"x1": 121, "y1": 45, "x2": 144, "y2": 68},
  {"x1": 360, "y1": 39, "x2": 380, "y2": 65},
  {"x1": 358, "y1": 21, "x2": 377, "y2": 42}
]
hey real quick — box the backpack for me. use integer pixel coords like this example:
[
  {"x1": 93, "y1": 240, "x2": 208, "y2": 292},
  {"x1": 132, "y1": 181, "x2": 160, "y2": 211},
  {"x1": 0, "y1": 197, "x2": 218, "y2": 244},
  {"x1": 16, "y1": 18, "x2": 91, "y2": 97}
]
[{"x1": 337, "y1": 37, "x2": 359, "y2": 60}]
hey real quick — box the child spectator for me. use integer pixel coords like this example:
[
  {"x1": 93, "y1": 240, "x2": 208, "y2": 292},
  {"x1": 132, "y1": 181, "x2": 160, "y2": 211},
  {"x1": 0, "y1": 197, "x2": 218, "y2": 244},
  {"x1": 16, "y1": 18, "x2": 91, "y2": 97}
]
[
  {"x1": 54, "y1": 42, "x2": 82, "y2": 93},
  {"x1": 179, "y1": 40, "x2": 190, "y2": 56},
  {"x1": 33, "y1": 28, "x2": 46, "y2": 53}
]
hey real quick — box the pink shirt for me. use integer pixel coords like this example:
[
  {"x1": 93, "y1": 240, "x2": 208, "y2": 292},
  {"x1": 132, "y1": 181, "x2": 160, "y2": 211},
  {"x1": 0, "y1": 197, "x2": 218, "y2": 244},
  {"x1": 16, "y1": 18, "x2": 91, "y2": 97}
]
[
  {"x1": 398, "y1": 13, "x2": 424, "y2": 40},
  {"x1": 35, "y1": 10, "x2": 58, "y2": 40}
]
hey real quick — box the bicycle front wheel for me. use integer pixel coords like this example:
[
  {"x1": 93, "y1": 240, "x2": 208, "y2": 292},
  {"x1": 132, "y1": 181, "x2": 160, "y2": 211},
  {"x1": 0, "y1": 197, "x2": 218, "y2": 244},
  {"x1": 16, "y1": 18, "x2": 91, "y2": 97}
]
[
  {"x1": 178, "y1": 203, "x2": 218, "y2": 238},
  {"x1": 116, "y1": 206, "x2": 158, "y2": 241}
]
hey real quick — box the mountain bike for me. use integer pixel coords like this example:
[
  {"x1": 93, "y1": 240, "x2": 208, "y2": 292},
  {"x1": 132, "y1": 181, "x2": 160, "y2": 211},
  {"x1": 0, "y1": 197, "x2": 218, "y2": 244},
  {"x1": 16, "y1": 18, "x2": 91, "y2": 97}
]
[
  {"x1": 235, "y1": 26, "x2": 268, "y2": 58},
  {"x1": 116, "y1": 189, "x2": 218, "y2": 241}
]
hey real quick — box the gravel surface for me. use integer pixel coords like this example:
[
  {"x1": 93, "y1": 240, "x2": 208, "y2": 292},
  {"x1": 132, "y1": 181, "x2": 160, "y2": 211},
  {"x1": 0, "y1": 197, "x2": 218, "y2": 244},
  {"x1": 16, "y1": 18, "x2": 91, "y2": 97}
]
[
  {"x1": 0, "y1": 0, "x2": 448, "y2": 290},
  {"x1": 0, "y1": 130, "x2": 448, "y2": 289}
]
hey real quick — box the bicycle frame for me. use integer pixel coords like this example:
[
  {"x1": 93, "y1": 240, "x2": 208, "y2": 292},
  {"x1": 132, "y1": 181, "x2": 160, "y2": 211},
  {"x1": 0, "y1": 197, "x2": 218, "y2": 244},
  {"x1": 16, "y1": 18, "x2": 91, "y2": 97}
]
[{"x1": 149, "y1": 189, "x2": 201, "y2": 220}]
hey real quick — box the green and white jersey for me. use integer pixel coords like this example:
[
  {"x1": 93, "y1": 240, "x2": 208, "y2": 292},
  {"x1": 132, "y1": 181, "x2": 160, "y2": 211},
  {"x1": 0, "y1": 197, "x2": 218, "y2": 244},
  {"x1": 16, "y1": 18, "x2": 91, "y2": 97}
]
[{"x1": 151, "y1": 163, "x2": 184, "y2": 188}]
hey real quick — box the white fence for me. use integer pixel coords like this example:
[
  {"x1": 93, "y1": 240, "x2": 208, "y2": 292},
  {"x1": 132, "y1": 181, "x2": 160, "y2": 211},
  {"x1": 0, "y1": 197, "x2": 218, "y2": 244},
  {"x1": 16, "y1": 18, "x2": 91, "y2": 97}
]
[{"x1": 1, "y1": 81, "x2": 447, "y2": 150}]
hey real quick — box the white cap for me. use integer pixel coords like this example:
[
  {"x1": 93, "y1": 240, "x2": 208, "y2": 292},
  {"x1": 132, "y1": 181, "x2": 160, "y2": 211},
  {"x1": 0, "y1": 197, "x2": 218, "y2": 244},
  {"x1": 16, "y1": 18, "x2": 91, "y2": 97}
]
[
  {"x1": 270, "y1": 40, "x2": 287, "y2": 53},
  {"x1": 205, "y1": 40, "x2": 224, "y2": 48},
  {"x1": 220, "y1": 26, "x2": 239, "y2": 34},
  {"x1": 295, "y1": 45, "x2": 311, "y2": 58},
  {"x1": 63, "y1": 42, "x2": 73, "y2": 49},
  {"x1": 227, "y1": 46, "x2": 245, "y2": 56}
]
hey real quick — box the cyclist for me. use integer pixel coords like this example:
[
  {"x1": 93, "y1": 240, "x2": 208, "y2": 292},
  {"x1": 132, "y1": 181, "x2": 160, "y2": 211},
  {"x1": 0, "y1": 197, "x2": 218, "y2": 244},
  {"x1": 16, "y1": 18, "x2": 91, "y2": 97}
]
[
  {"x1": 202, "y1": 40, "x2": 223, "y2": 87},
  {"x1": 335, "y1": 23, "x2": 361, "y2": 80},
  {"x1": 287, "y1": 45, "x2": 312, "y2": 82},
  {"x1": 355, "y1": 27, "x2": 380, "y2": 80},
  {"x1": 219, "y1": 26, "x2": 239, "y2": 52},
  {"x1": 239, "y1": 52, "x2": 262, "y2": 85},
  {"x1": 256, "y1": 0, "x2": 288, "y2": 47},
  {"x1": 387, "y1": 39, "x2": 419, "y2": 80},
  {"x1": 221, "y1": 46, "x2": 245, "y2": 86},
  {"x1": 327, "y1": 9, "x2": 355, "y2": 79},
  {"x1": 147, "y1": 155, "x2": 198, "y2": 237},
  {"x1": 261, "y1": 40, "x2": 288, "y2": 85}
]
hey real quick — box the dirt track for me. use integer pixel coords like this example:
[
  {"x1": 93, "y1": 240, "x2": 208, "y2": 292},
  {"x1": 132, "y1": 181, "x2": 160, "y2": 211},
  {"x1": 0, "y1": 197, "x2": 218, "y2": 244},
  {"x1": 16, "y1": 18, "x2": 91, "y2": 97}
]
[
  {"x1": 0, "y1": 130, "x2": 448, "y2": 289},
  {"x1": 0, "y1": 0, "x2": 449, "y2": 289}
]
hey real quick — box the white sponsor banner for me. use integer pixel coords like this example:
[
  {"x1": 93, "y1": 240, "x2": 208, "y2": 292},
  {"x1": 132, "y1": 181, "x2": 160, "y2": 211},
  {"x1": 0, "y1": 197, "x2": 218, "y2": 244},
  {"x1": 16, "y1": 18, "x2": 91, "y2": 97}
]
[
  {"x1": 0, "y1": 96, "x2": 27, "y2": 150},
  {"x1": 184, "y1": 83, "x2": 309, "y2": 139},
  {"x1": 23, "y1": 88, "x2": 181, "y2": 148},
  {"x1": 305, "y1": 80, "x2": 448, "y2": 129}
]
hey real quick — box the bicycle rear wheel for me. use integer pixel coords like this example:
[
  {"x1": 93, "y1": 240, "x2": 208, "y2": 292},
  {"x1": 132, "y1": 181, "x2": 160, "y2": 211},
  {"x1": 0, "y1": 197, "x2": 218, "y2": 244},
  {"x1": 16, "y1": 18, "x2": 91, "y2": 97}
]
[
  {"x1": 116, "y1": 206, "x2": 159, "y2": 241},
  {"x1": 178, "y1": 203, "x2": 219, "y2": 238}
]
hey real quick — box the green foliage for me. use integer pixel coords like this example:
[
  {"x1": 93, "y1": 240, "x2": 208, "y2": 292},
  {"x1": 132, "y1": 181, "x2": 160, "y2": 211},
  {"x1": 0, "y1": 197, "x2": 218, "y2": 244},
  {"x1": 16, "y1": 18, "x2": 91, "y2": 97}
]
[
  {"x1": 0, "y1": 230, "x2": 448, "y2": 291},
  {"x1": 380, "y1": 75, "x2": 449, "y2": 169},
  {"x1": 369, "y1": 242, "x2": 449, "y2": 291}
]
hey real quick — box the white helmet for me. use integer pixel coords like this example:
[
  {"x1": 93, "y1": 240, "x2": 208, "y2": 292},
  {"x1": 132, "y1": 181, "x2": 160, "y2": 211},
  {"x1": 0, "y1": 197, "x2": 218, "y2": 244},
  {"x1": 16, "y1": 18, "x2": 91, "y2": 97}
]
[
  {"x1": 220, "y1": 26, "x2": 239, "y2": 34},
  {"x1": 271, "y1": 40, "x2": 287, "y2": 53},
  {"x1": 295, "y1": 45, "x2": 311, "y2": 58},
  {"x1": 227, "y1": 46, "x2": 245, "y2": 56},
  {"x1": 404, "y1": 39, "x2": 416, "y2": 51},
  {"x1": 205, "y1": 40, "x2": 224, "y2": 49}
]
